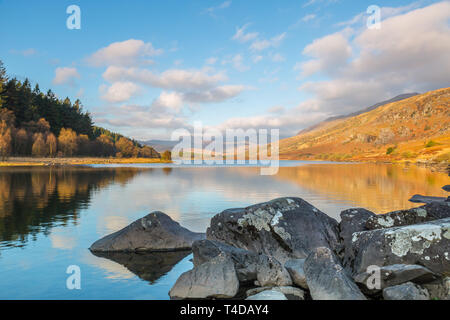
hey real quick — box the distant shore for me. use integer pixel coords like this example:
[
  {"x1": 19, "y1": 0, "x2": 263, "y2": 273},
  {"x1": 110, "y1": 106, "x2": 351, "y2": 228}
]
[{"x1": 0, "y1": 157, "x2": 172, "y2": 167}]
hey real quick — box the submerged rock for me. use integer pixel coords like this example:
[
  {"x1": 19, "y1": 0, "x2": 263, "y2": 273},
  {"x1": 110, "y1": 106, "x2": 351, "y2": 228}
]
[
  {"x1": 409, "y1": 195, "x2": 447, "y2": 204},
  {"x1": 207, "y1": 197, "x2": 341, "y2": 264},
  {"x1": 304, "y1": 247, "x2": 366, "y2": 300},
  {"x1": 284, "y1": 259, "x2": 308, "y2": 289},
  {"x1": 349, "y1": 218, "x2": 450, "y2": 275},
  {"x1": 89, "y1": 211, "x2": 205, "y2": 252},
  {"x1": 354, "y1": 264, "x2": 438, "y2": 291},
  {"x1": 169, "y1": 253, "x2": 239, "y2": 299},
  {"x1": 383, "y1": 282, "x2": 430, "y2": 300},
  {"x1": 366, "y1": 202, "x2": 450, "y2": 230},
  {"x1": 192, "y1": 240, "x2": 259, "y2": 282},
  {"x1": 91, "y1": 250, "x2": 190, "y2": 283}
]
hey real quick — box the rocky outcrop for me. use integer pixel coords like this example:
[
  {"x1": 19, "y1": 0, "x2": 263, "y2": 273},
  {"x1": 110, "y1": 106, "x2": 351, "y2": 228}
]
[
  {"x1": 169, "y1": 253, "x2": 239, "y2": 299},
  {"x1": 349, "y1": 218, "x2": 450, "y2": 276},
  {"x1": 365, "y1": 202, "x2": 450, "y2": 230},
  {"x1": 207, "y1": 198, "x2": 341, "y2": 264},
  {"x1": 382, "y1": 282, "x2": 430, "y2": 300},
  {"x1": 284, "y1": 259, "x2": 308, "y2": 289},
  {"x1": 304, "y1": 247, "x2": 366, "y2": 300},
  {"x1": 354, "y1": 264, "x2": 438, "y2": 291},
  {"x1": 90, "y1": 211, "x2": 205, "y2": 252}
]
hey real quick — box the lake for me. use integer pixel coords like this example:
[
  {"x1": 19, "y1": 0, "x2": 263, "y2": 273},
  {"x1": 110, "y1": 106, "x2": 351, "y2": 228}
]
[{"x1": 0, "y1": 161, "x2": 448, "y2": 299}]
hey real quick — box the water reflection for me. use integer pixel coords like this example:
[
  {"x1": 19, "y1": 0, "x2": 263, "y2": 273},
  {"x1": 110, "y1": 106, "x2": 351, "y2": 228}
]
[
  {"x1": 0, "y1": 167, "x2": 141, "y2": 248},
  {"x1": 91, "y1": 251, "x2": 191, "y2": 284}
]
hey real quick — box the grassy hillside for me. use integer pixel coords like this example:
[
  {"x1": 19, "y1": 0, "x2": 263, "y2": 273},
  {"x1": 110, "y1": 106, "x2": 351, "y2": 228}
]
[{"x1": 279, "y1": 87, "x2": 450, "y2": 164}]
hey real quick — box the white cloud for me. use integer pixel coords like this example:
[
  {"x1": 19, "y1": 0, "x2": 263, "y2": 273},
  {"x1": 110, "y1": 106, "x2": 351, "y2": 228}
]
[
  {"x1": 232, "y1": 24, "x2": 259, "y2": 43},
  {"x1": 250, "y1": 32, "x2": 286, "y2": 51},
  {"x1": 231, "y1": 54, "x2": 250, "y2": 72},
  {"x1": 297, "y1": 1, "x2": 450, "y2": 114},
  {"x1": 183, "y1": 85, "x2": 245, "y2": 103},
  {"x1": 152, "y1": 91, "x2": 184, "y2": 112},
  {"x1": 100, "y1": 81, "x2": 141, "y2": 103},
  {"x1": 204, "y1": 0, "x2": 232, "y2": 16},
  {"x1": 302, "y1": 14, "x2": 317, "y2": 22},
  {"x1": 52, "y1": 67, "x2": 80, "y2": 86},
  {"x1": 103, "y1": 66, "x2": 227, "y2": 91},
  {"x1": 88, "y1": 39, "x2": 163, "y2": 67}
]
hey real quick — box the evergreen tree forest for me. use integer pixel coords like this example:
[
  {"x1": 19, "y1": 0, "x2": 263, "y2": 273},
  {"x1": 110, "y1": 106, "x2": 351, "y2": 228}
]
[{"x1": 0, "y1": 60, "x2": 160, "y2": 160}]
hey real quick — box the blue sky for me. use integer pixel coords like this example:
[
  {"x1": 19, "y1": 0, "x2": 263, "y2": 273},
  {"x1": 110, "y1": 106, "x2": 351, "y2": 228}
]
[{"x1": 0, "y1": 0, "x2": 448, "y2": 140}]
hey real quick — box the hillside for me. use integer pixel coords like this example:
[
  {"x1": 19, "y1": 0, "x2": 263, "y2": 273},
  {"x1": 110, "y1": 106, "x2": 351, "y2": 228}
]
[{"x1": 279, "y1": 87, "x2": 450, "y2": 164}]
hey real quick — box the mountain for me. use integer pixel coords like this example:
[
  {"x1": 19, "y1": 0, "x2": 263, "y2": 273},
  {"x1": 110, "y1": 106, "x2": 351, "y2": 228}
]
[
  {"x1": 279, "y1": 87, "x2": 450, "y2": 163},
  {"x1": 140, "y1": 140, "x2": 179, "y2": 152},
  {"x1": 299, "y1": 93, "x2": 419, "y2": 135}
]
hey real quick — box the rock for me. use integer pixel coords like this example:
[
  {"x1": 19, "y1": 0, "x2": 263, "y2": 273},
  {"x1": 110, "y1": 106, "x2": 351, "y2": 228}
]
[
  {"x1": 169, "y1": 253, "x2": 239, "y2": 299},
  {"x1": 443, "y1": 185, "x2": 450, "y2": 192},
  {"x1": 304, "y1": 247, "x2": 367, "y2": 300},
  {"x1": 349, "y1": 218, "x2": 450, "y2": 276},
  {"x1": 409, "y1": 195, "x2": 447, "y2": 204},
  {"x1": 366, "y1": 203, "x2": 450, "y2": 230},
  {"x1": 246, "y1": 290, "x2": 287, "y2": 300},
  {"x1": 207, "y1": 198, "x2": 341, "y2": 264},
  {"x1": 192, "y1": 240, "x2": 259, "y2": 282},
  {"x1": 91, "y1": 250, "x2": 191, "y2": 283},
  {"x1": 383, "y1": 282, "x2": 430, "y2": 300},
  {"x1": 339, "y1": 208, "x2": 376, "y2": 268},
  {"x1": 90, "y1": 211, "x2": 205, "y2": 252},
  {"x1": 256, "y1": 255, "x2": 293, "y2": 287},
  {"x1": 284, "y1": 259, "x2": 308, "y2": 289},
  {"x1": 246, "y1": 286, "x2": 305, "y2": 300},
  {"x1": 422, "y1": 277, "x2": 450, "y2": 300},
  {"x1": 354, "y1": 264, "x2": 438, "y2": 291}
]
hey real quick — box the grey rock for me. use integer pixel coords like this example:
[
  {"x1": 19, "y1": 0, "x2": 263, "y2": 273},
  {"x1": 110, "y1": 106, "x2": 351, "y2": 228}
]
[
  {"x1": 192, "y1": 240, "x2": 259, "y2": 282},
  {"x1": 409, "y1": 195, "x2": 447, "y2": 204},
  {"x1": 383, "y1": 282, "x2": 430, "y2": 300},
  {"x1": 246, "y1": 290, "x2": 287, "y2": 300},
  {"x1": 169, "y1": 253, "x2": 239, "y2": 299},
  {"x1": 246, "y1": 286, "x2": 305, "y2": 300},
  {"x1": 354, "y1": 264, "x2": 438, "y2": 291},
  {"x1": 90, "y1": 211, "x2": 205, "y2": 252},
  {"x1": 304, "y1": 247, "x2": 366, "y2": 300},
  {"x1": 366, "y1": 203, "x2": 450, "y2": 230},
  {"x1": 207, "y1": 198, "x2": 341, "y2": 264},
  {"x1": 256, "y1": 255, "x2": 293, "y2": 287},
  {"x1": 284, "y1": 259, "x2": 308, "y2": 289},
  {"x1": 349, "y1": 218, "x2": 450, "y2": 276},
  {"x1": 339, "y1": 208, "x2": 376, "y2": 268},
  {"x1": 422, "y1": 277, "x2": 450, "y2": 300},
  {"x1": 443, "y1": 185, "x2": 450, "y2": 192}
]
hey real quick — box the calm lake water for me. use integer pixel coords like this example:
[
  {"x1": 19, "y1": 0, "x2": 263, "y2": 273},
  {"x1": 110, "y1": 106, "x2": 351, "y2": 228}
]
[{"x1": 0, "y1": 161, "x2": 448, "y2": 300}]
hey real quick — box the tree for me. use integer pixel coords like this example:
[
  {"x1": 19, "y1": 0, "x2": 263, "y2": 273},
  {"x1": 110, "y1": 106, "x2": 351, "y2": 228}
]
[
  {"x1": 95, "y1": 134, "x2": 115, "y2": 157},
  {"x1": 14, "y1": 128, "x2": 29, "y2": 155},
  {"x1": 58, "y1": 128, "x2": 78, "y2": 156},
  {"x1": 46, "y1": 133, "x2": 57, "y2": 157},
  {"x1": 0, "y1": 123, "x2": 12, "y2": 160},
  {"x1": 161, "y1": 150, "x2": 172, "y2": 161},
  {"x1": 115, "y1": 137, "x2": 135, "y2": 158},
  {"x1": 32, "y1": 133, "x2": 48, "y2": 157},
  {"x1": 77, "y1": 134, "x2": 91, "y2": 155}
]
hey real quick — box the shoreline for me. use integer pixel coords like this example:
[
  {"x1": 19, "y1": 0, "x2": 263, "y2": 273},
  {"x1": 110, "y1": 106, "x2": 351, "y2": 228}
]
[{"x1": 0, "y1": 157, "x2": 172, "y2": 167}]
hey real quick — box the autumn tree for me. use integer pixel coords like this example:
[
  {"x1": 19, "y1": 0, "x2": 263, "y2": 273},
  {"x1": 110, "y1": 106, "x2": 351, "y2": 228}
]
[
  {"x1": 46, "y1": 133, "x2": 57, "y2": 157},
  {"x1": 95, "y1": 134, "x2": 115, "y2": 157},
  {"x1": 14, "y1": 128, "x2": 29, "y2": 155},
  {"x1": 58, "y1": 128, "x2": 78, "y2": 156},
  {"x1": 0, "y1": 122, "x2": 12, "y2": 160},
  {"x1": 161, "y1": 150, "x2": 172, "y2": 161},
  {"x1": 115, "y1": 137, "x2": 135, "y2": 158},
  {"x1": 32, "y1": 133, "x2": 48, "y2": 157}
]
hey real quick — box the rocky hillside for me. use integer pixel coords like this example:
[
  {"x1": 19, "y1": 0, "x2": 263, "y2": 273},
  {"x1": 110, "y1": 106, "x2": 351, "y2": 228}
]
[{"x1": 280, "y1": 88, "x2": 450, "y2": 163}]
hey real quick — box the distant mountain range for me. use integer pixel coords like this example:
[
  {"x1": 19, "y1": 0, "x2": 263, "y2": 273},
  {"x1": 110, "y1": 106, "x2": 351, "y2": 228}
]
[
  {"x1": 140, "y1": 140, "x2": 179, "y2": 152},
  {"x1": 280, "y1": 87, "x2": 450, "y2": 163}
]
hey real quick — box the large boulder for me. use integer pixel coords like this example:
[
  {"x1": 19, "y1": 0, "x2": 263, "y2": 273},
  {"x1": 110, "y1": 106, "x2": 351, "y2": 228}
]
[
  {"x1": 339, "y1": 208, "x2": 376, "y2": 268},
  {"x1": 90, "y1": 212, "x2": 205, "y2": 252},
  {"x1": 206, "y1": 198, "x2": 341, "y2": 264},
  {"x1": 409, "y1": 195, "x2": 447, "y2": 204},
  {"x1": 354, "y1": 264, "x2": 438, "y2": 292},
  {"x1": 169, "y1": 253, "x2": 239, "y2": 299},
  {"x1": 365, "y1": 203, "x2": 450, "y2": 230},
  {"x1": 192, "y1": 240, "x2": 259, "y2": 282},
  {"x1": 349, "y1": 218, "x2": 450, "y2": 276},
  {"x1": 304, "y1": 247, "x2": 366, "y2": 300},
  {"x1": 284, "y1": 259, "x2": 308, "y2": 289},
  {"x1": 382, "y1": 282, "x2": 430, "y2": 300}
]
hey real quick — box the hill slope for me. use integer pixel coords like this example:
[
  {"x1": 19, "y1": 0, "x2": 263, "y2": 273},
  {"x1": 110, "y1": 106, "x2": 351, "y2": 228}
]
[{"x1": 279, "y1": 87, "x2": 450, "y2": 163}]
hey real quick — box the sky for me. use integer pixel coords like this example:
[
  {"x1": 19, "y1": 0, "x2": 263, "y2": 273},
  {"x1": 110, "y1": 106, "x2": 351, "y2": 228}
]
[{"x1": 0, "y1": 0, "x2": 449, "y2": 140}]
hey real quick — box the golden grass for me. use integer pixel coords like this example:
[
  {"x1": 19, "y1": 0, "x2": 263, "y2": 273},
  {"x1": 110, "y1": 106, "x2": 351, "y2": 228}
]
[{"x1": 0, "y1": 157, "x2": 172, "y2": 167}]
